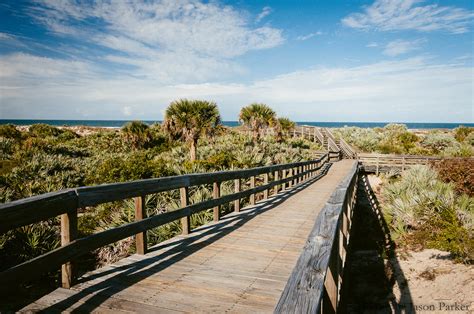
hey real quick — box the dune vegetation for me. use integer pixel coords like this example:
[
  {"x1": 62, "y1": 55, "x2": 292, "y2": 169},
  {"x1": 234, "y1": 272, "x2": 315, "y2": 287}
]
[
  {"x1": 333, "y1": 123, "x2": 473, "y2": 156},
  {"x1": 0, "y1": 101, "x2": 322, "y2": 281},
  {"x1": 380, "y1": 162, "x2": 473, "y2": 263}
]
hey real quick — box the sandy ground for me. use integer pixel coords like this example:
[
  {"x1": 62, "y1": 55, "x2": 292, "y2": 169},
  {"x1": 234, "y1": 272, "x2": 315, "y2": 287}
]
[{"x1": 390, "y1": 249, "x2": 473, "y2": 313}]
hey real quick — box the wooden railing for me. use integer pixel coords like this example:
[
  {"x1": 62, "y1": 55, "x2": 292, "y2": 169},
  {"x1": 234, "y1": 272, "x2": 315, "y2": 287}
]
[
  {"x1": 0, "y1": 152, "x2": 342, "y2": 289},
  {"x1": 337, "y1": 137, "x2": 357, "y2": 159},
  {"x1": 294, "y1": 125, "x2": 357, "y2": 159},
  {"x1": 275, "y1": 161, "x2": 359, "y2": 313},
  {"x1": 358, "y1": 153, "x2": 445, "y2": 174}
]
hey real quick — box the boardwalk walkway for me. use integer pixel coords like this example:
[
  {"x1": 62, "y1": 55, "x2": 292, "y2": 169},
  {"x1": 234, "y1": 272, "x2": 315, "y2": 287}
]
[{"x1": 23, "y1": 160, "x2": 356, "y2": 313}]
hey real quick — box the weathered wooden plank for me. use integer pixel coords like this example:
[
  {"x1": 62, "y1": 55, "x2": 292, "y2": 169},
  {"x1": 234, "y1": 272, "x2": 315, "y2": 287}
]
[
  {"x1": 0, "y1": 190, "x2": 77, "y2": 233},
  {"x1": 274, "y1": 163, "x2": 358, "y2": 313}
]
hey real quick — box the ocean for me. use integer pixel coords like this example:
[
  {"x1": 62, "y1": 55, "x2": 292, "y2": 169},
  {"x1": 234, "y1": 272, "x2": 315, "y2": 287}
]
[{"x1": 0, "y1": 119, "x2": 473, "y2": 129}]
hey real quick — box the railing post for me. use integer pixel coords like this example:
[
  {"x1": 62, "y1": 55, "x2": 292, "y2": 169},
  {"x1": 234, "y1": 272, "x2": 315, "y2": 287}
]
[
  {"x1": 61, "y1": 208, "x2": 77, "y2": 288},
  {"x1": 234, "y1": 179, "x2": 241, "y2": 212},
  {"x1": 134, "y1": 196, "x2": 147, "y2": 254},
  {"x1": 376, "y1": 156, "x2": 380, "y2": 176},
  {"x1": 402, "y1": 157, "x2": 406, "y2": 172},
  {"x1": 180, "y1": 188, "x2": 190, "y2": 235},
  {"x1": 288, "y1": 168, "x2": 293, "y2": 187},
  {"x1": 281, "y1": 170, "x2": 286, "y2": 191},
  {"x1": 213, "y1": 182, "x2": 221, "y2": 222},
  {"x1": 293, "y1": 167, "x2": 297, "y2": 186},
  {"x1": 263, "y1": 173, "x2": 269, "y2": 199},
  {"x1": 274, "y1": 170, "x2": 280, "y2": 195},
  {"x1": 299, "y1": 166, "x2": 303, "y2": 183},
  {"x1": 250, "y1": 175, "x2": 256, "y2": 205}
]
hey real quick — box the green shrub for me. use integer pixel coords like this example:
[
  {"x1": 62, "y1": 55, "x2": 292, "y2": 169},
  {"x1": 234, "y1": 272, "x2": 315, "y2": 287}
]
[
  {"x1": 431, "y1": 159, "x2": 474, "y2": 196},
  {"x1": 382, "y1": 165, "x2": 473, "y2": 262},
  {"x1": 454, "y1": 126, "x2": 474, "y2": 143},
  {"x1": 421, "y1": 131, "x2": 458, "y2": 153},
  {"x1": 86, "y1": 151, "x2": 156, "y2": 183},
  {"x1": 333, "y1": 127, "x2": 381, "y2": 152},
  {"x1": 29, "y1": 124, "x2": 63, "y2": 137},
  {"x1": 0, "y1": 124, "x2": 22, "y2": 139},
  {"x1": 121, "y1": 121, "x2": 151, "y2": 149},
  {"x1": 466, "y1": 132, "x2": 474, "y2": 146}
]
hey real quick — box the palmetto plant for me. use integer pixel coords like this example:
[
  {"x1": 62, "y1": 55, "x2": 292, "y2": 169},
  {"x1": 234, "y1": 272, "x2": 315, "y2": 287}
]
[
  {"x1": 239, "y1": 103, "x2": 276, "y2": 143},
  {"x1": 274, "y1": 117, "x2": 296, "y2": 142},
  {"x1": 121, "y1": 121, "x2": 150, "y2": 149},
  {"x1": 163, "y1": 99, "x2": 221, "y2": 161}
]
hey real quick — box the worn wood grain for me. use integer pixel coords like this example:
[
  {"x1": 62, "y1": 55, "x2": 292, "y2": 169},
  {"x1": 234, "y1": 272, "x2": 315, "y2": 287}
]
[{"x1": 274, "y1": 162, "x2": 358, "y2": 313}]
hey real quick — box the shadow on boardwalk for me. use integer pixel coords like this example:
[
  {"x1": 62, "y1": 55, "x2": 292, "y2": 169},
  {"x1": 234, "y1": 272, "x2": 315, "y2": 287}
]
[
  {"x1": 17, "y1": 164, "x2": 333, "y2": 313},
  {"x1": 339, "y1": 174, "x2": 414, "y2": 314}
]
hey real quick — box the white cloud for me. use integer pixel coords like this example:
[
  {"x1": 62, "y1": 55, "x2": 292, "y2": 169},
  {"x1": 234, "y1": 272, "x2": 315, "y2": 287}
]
[
  {"x1": 296, "y1": 31, "x2": 323, "y2": 41},
  {"x1": 256, "y1": 6, "x2": 272, "y2": 22},
  {"x1": 26, "y1": 0, "x2": 284, "y2": 83},
  {"x1": 366, "y1": 42, "x2": 378, "y2": 48},
  {"x1": 122, "y1": 106, "x2": 132, "y2": 116},
  {"x1": 0, "y1": 33, "x2": 15, "y2": 40},
  {"x1": 342, "y1": 0, "x2": 474, "y2": 34},
  {"x1": 383, "y1": 39, "x2": 425, "y2": 56},
  {"x1": 1, "y1": 53, "x2": 472, "y2": 123}
]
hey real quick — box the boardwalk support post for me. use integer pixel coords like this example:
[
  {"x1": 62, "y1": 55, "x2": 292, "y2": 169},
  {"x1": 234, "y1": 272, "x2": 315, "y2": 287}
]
[
  {"x1": 234, "y1": 179, "x2": 241, "y2": 212},
  {"x1": 250, "y1": 176, "x2": 256, "y2": 205},
  {"x1": 61, "y1": 208, "x2": 77, "y2": 288},
  {"x1": 213, "y1": 182, "x2": 221, "y2": 222},
  {"x1": 180, "y1": 188, "x2": 190, "y2": 235},
  {"x1": 263, "y1": 173, "x2": 269, "y2": 199},
  {"x1": 274, "y1": 170, "x2": 280, "y2": 195}
]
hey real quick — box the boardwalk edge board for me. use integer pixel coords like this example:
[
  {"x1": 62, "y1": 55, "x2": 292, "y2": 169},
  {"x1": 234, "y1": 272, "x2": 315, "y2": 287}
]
[{"x1": 274, "y1": 161, "x2": 358, "y2": 313}]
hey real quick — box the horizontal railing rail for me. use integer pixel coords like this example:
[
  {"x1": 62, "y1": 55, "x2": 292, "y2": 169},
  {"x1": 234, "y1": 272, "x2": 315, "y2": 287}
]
[
  {"x1": 0, "y1": 152, "x2": 340, "y2": 289},
  {"x1": 275, "y1": 161, "x2": 359, "y2": 313},
  {"x1": 357, "y1": 153, "x2": 473, "y2": 174}
]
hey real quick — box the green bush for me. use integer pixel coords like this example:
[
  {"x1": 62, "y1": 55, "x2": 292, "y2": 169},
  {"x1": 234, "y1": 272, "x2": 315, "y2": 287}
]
[
  {"x1": 29, "y1": 124, "x2": 63, "y2": 137},
  {"x1": 382, "y1": 165, "x2": 473, "y2": 262},
  {"x1": 0, "y1": 124, "x2": 22, "y2": 139},
  {"x1": 333, "y1": 127, "x2": 381, "y2": 152},
  {"x1": 454, "y1": 126, "x2": 474, "y2": 143},
  {"x1": 421, "y1": 131, "x2": 458, "y2": 153}
]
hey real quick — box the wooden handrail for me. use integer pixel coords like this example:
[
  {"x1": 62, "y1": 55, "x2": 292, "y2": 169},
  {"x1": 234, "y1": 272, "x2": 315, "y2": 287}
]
[
  {"x1": 275, "y1": 162, "x2": 359, "y2": 313},
  {"x1": 0, "y1": 153, "x2": 336, "y2": 288}
]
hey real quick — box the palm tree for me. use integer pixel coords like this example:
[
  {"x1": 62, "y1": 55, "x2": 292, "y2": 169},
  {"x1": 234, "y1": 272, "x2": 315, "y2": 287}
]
[
  {"x1": 239, "y1": 103, "x2": 276, "y2": 142},
  {"x1": 121, "y1": 121, "x2": 150, "y2": 149},
  {"x1": 274, "y1": 117, "x2": 296, "y2": 142},
  {"x1": 163, "y1": 99, "x2": 221, "y2": 161}
]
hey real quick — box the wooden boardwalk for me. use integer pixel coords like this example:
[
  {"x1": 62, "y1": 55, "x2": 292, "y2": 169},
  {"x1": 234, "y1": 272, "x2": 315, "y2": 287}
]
[{"x1": 23, "y1": 160, "x2": 356, "y2": 313}]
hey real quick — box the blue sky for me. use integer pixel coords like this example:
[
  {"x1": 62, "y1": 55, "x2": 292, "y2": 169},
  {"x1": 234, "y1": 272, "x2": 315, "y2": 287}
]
[{"x1": 0, "y1": 0, "x2": 473, "y2": 122}]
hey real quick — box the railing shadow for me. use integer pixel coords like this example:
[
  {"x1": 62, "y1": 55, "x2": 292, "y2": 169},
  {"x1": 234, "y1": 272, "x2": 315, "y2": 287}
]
[
  {"x1": 34, "y1": 163, "x2": 333, "y2": 313},
  {"x1": 339, "y1": 173, "x2": 414, "y2": 313}
]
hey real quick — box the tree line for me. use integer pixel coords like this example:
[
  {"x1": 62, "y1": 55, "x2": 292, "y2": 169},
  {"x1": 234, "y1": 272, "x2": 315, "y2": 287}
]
[{"x1": 123, "y1": 100, "x2": 296, "y2": 161}]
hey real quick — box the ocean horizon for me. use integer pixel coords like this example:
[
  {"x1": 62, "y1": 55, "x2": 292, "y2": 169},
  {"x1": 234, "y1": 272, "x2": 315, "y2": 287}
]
[{"x1": 1, "y1": 119, "x2": 473, "y2": 129}]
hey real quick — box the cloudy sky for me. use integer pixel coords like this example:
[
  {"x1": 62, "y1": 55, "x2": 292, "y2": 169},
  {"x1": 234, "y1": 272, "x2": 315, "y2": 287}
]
[{"x1": 0, "y1": 0, "x2": 473, "y2": 122}]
